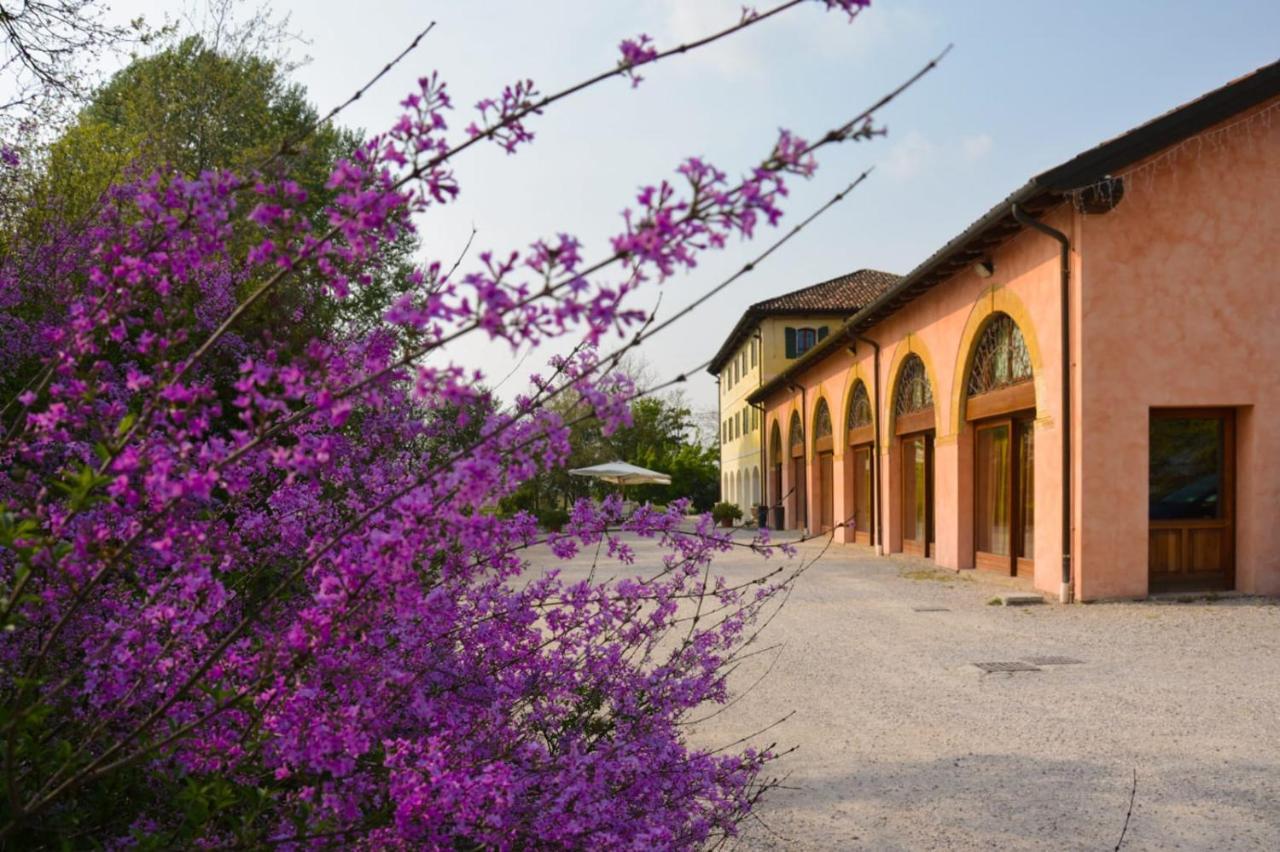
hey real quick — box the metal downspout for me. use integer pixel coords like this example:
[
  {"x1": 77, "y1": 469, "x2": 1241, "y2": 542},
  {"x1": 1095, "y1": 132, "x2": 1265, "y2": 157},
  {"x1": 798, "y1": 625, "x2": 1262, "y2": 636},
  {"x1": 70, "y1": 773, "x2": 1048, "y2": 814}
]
[{"x1": 1011, "y1": 203, "x2": 1073, "y2": 603}]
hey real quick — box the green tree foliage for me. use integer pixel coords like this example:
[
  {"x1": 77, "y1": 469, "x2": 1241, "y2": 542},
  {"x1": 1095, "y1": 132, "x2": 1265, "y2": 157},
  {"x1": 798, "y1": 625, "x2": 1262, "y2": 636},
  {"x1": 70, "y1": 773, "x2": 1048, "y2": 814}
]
[{"x1": 10, "y1": 34, "x2": 417, "y2": 351}]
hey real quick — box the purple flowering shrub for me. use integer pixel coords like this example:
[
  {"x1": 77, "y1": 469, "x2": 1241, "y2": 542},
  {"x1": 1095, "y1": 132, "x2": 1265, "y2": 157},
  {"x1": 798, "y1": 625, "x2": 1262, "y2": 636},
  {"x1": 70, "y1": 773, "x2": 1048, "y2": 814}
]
[{"x1": 0, "y1": 1, "x2": 887, "y2": 847}]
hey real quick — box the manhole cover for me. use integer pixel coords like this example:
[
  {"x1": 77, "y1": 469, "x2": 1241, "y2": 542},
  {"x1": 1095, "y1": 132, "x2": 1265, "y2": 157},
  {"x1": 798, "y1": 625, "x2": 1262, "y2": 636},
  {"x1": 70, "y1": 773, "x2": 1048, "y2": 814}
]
[
  {"x1": 972, "y1": 661, "x2": 1041, "y2": 673},
  {"x1": 1023, "y1": 655, "x2": 1085, "y2": 666},
  {"x1": 912, "y1": 606, "x2": 951, "y2": 612}
]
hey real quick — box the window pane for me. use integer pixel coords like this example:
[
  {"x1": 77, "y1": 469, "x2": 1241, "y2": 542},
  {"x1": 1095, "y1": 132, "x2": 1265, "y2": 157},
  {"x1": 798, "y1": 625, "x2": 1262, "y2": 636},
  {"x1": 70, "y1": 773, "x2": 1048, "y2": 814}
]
[
  {"x1": 903, "y1": 437, "x2": 926, "y2": 542},
  {"x1": 1018, "y1": 423, "x2": 1034, "y2": 559},
  {"x1": 1150, "y1": 417, "x2": 1224, "y2": 520},
  {"x1": 976, "y1": 424, "x2": 1011, "y2": 555}
]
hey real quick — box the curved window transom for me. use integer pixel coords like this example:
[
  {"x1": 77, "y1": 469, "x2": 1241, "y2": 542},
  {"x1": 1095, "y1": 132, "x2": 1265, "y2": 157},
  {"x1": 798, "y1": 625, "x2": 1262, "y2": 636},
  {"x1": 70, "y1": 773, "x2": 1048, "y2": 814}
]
[
  {"x1": 894, "y1": 355, "x2": 933, "y2": 416},
  {"x1": 789, "y1": 412, "x2": 804, "y2": 449},
  {"x1": 848, "y1": 382, "x2": 872, "y2": 430},
  {"x1": 814, "y1": 400, "x2": 833, "y2": 441},
  {"x1": 967, "y1": 314, "x2": 1032, "y2": 396}
]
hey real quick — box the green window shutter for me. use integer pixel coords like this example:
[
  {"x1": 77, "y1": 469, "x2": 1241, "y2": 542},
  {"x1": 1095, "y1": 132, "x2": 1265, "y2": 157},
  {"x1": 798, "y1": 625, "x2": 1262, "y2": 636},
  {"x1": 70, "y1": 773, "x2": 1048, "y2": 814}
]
[
  {"x1": 784, "y1": 327, "x2": 797, "y2": 358},
  {"x1": 818, "y1": 326, "x2": 829, "y2": 342}
]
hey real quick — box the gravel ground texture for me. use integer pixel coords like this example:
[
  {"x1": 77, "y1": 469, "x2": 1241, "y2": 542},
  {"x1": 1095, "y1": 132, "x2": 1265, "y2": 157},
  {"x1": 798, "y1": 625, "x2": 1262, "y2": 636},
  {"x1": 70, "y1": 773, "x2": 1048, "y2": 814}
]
[{"x1": 526, "y1": 527, "x2": 1280, "y2": 851}]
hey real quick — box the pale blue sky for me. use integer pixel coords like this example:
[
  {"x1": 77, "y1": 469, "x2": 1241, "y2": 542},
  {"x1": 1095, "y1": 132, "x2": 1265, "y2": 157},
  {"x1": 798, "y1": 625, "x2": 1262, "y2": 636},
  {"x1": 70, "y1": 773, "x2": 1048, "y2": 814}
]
[{"x1": 98, "y1": 1, "x2": 1280, "y2": 411}]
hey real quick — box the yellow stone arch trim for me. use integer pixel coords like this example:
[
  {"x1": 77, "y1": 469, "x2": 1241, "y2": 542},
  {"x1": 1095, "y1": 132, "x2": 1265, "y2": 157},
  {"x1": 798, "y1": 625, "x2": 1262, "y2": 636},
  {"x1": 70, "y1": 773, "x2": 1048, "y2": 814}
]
[
  {"x1": 884, "y1": 333, "x2": 944, "y2": 438},
  {"x1": 809, "y1": 390, "x2": 833, "y2": 451},
  {"x1": 786, "y1": 404, "x2": 804, "y2": 445},
  {"x1": 947, "y1": 285, "x2": 1048, "y2": 436},
  {"x1": 837, "y1": 360, "x2": 877, "y2": 438}
]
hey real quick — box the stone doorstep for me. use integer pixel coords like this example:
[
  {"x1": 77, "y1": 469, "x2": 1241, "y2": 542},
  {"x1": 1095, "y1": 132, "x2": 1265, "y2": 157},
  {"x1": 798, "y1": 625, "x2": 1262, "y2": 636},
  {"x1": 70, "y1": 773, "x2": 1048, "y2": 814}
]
[{"x1": 996, "y1": 593, "x2": 1046, "y2": 607}]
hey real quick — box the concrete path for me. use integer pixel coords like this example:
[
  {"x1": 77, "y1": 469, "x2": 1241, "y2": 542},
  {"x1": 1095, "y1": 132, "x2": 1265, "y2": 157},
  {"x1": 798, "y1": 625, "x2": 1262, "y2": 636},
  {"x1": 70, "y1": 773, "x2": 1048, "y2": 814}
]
[{"x1": 528, "y1": 530, "x2": 1280, "y2": 850}]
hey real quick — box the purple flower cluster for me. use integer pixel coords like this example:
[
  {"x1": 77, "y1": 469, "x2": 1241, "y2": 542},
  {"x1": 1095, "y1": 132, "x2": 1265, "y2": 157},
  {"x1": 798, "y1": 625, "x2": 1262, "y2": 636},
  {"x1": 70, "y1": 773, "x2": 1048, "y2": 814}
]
[{"x1": 0, "y1": 2, "x2": 872, "y2": 846}]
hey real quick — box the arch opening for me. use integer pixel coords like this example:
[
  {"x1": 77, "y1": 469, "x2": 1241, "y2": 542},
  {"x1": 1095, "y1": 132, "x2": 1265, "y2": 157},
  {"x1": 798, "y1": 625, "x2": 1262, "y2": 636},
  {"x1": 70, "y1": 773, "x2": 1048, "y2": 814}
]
[
  {"x1": 894, "y1": 354, "x2": 934, "y2": 558},
  {"x1": 788, "y1": 411, "x2": 807, "y2": 531},
  {"x1": 965, "y1": 313, "x2": 1036, "y2": 577}
]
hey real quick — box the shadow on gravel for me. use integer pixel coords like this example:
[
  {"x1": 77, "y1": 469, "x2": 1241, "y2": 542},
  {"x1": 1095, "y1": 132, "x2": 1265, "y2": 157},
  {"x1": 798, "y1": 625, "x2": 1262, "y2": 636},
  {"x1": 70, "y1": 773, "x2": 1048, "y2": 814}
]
[{"x1": 751, "y1": 753, "x2": 1280, "y2": 851}]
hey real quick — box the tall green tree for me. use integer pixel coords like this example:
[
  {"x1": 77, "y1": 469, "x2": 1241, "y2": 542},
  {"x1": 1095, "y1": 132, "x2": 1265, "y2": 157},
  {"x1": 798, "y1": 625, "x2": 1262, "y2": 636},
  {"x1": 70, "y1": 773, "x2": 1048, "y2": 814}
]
[{"x1": 12, "y1": 34, "x2": 417, "y2": 343}]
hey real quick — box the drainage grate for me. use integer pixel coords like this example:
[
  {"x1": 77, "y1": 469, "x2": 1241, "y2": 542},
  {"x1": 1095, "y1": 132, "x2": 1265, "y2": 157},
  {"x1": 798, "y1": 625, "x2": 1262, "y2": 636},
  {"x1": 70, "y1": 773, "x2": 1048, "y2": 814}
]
[
  {"x1": 912, "y1": 606, "x2": 951, "y2": 612},
  {"x1": 972, "y1": 661, "x2": 1041, "y2": 673},
  {"x1": 1023, "y1": 655, "x2": 1085, "y2": 666}
]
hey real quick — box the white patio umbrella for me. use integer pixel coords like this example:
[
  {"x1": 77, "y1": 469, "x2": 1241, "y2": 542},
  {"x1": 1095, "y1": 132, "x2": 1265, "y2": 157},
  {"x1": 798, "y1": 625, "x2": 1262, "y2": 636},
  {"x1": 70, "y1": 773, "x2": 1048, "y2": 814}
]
[{"x1": 568, "y1": 460, "x2": 672, "y2": 487}]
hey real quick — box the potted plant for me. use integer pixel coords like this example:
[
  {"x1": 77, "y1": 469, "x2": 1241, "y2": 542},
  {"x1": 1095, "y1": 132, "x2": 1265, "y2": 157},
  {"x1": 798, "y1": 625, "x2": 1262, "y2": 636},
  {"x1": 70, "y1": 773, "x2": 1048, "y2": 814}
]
[{"x1": 711, "y1": 502, "x2": 743, "y2": 528}]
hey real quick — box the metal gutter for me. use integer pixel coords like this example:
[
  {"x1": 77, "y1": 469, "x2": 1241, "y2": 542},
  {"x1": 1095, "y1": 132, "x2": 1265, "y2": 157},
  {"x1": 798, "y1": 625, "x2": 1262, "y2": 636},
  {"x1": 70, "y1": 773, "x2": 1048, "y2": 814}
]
[{"x1": 1012, "y1": 203, "x2": 1073, "y2": 604}]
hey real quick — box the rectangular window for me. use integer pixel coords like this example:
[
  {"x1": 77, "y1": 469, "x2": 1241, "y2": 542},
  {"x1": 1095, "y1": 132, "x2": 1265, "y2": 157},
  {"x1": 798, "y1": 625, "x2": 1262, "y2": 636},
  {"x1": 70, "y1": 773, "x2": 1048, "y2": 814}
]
[
  {"x1": 796, "y1": 328, "x2": 818, "y2": 356},
  {"x1": 751, "y1": 339, "x2": 758, "y2": 367},
  {"x1": 1150, "y1": 416, "x2": 1224, "y2": 520}
]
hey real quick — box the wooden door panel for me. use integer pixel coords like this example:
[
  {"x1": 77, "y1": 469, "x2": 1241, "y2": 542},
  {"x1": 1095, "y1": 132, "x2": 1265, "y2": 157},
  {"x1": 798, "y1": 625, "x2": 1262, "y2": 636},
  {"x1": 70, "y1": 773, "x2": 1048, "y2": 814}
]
[
  {"x1": 792, "y1": 457, "x2": 807, "y2": 531},
  {"x1": 1149, "y1": 529, "x2": 1182, "y2": 576},
  {"x1": 1187, "y1": 528, "x2": 1225, "y2": 573}
]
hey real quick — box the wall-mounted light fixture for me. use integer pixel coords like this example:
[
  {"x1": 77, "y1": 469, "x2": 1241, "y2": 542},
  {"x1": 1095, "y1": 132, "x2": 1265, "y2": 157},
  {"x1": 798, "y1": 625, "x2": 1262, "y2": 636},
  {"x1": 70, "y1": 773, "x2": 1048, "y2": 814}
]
[{"x1": 973, "y1": 258, "x2": 995, "y2": 278}]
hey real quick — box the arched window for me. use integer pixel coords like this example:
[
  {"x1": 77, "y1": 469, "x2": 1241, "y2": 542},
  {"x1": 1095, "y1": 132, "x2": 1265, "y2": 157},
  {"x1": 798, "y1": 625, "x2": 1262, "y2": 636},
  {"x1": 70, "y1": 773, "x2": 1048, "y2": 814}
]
[
  {"x1": 789, "y1": 411, "x2": 804, "y2": 454},
  {"x1": 967, "y1": 313, "x2": 1032, "y2": 396},
  {"x1": 847, "y1": 382, "x2": 874, "y2": 537},
  {"x1": 813, "y1": 399, "x2": 833, "y2": 444},
  {"x1": 752, "y1": 467, "x2": 761, "y2": 504},
  {"x1": 847, "y1": 381, "x2": 872, "y2": 432},
  {"x1": 770, "y1": 422, "x2": 782, "y2": 457},
  {"x1": 894, "y1": 354, "x2": 933, "y2": 416}
]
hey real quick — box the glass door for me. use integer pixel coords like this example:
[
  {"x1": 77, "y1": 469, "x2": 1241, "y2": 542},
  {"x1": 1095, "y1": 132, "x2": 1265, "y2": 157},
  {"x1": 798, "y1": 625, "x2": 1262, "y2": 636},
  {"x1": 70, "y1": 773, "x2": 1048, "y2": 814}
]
[
  {"x1": 974, "y1": 417, "x2": 1034, "y2": 576},
  {"x1": 901, "y1": 433, "x2": 933, "y2": 557},
  {"x1": 1149, "y1": 409, "x2": 1234, "y2": 591},
  {"x1": 852, "y1": 445, "x2": 872, "y2": 544}
]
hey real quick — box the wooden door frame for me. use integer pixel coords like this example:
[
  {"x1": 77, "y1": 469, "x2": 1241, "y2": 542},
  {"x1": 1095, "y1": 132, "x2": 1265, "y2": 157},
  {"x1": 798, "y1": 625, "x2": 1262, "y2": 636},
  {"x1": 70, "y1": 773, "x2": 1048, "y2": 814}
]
[
  {"x1": 850, "y1": 442, "x2": 873, "y2": 545},
  {"x1": 971, "y1": 416, "x2": 1036, "y2": 578},
  {"x1": 1148, "y1": 407, "x2": 1236, "y2": 592},
  {"x1": 817, "y1": 449, "x2": 835, "y2": 533}
]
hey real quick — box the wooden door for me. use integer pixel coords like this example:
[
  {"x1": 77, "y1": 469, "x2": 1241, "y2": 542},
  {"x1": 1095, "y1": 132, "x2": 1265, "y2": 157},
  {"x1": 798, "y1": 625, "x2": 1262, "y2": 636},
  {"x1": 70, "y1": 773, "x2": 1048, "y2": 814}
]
[
  {"x1": 818, "y1": 451, "x2": 834, "y2": 532},
  {"x1": 852, "y1": 445, "x2": 872, "y2": 544},
  {"x1": 901, "y1": 432, "x2": 934, "y2": 557},
  {"x1": 1149, "y1": 409, "x2": 1234, "y2": 592},
  {"x1": 791, "y1": 456, "x2": 807, "y2": 531},
  {"x1": 974, "y1": 417, "x2": 1035, "y2": 577}
]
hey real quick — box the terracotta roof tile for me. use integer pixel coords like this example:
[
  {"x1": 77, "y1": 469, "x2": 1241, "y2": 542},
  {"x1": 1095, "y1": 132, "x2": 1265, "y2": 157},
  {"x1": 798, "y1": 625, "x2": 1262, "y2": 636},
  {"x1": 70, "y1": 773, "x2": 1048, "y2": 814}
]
[
  {"x1": 748, "y1": 269, "x2": 901, "y2": 313},
  {"x1": 709, "y1": 269, "x2": 900, "y2": 374}
]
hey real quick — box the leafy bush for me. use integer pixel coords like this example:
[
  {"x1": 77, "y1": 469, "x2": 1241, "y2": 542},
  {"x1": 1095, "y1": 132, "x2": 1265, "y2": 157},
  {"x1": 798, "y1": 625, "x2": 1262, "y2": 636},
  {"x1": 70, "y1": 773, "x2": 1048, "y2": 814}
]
[
  {"x1": 0, "y1": 0, "x2": 897, "y2": 845},
  {"x1": 536, "y1": 507, "x2": 571, "y2": 532},
  {"x1": 712, "y1": 502, "x2": 745, "y2": 525}
]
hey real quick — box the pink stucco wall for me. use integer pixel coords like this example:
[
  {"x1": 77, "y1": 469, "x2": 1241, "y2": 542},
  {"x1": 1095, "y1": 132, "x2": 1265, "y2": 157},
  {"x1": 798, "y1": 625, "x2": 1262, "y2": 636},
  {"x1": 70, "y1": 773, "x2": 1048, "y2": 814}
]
[
  {"x1": 760, "y1": 95, "x2": 1280, "y2": 601},
  {"x1": 1077, "y1": 99, "x2": 1280, "y2": 599}
]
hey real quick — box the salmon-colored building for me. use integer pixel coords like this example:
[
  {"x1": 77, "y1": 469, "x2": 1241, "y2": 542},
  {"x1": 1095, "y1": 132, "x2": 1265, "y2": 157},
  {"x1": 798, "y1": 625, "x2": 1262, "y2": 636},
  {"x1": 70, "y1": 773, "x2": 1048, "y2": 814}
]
[{"x1": 748, "y1": 62, "x2": 1280, "y2": 602}]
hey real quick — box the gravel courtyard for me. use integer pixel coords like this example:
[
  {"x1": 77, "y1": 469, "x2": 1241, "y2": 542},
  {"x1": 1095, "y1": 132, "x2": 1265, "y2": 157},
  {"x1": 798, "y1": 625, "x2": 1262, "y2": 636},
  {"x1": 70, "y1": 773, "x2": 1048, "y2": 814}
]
[{"x1": 528, "y1": 530, "x2": 1280, "y2": 851}]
